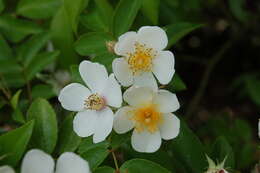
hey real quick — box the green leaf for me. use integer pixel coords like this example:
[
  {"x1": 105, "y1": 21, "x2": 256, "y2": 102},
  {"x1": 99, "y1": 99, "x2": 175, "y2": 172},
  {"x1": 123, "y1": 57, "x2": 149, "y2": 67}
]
[
  {"x1": 31, "y1": 84, "x2": 56, "y2": 99},
  {"x1": 0, "y1": 121, "x2": 34, "y2": 166},
  {"x1": 78, "y1": 137, "x2": 109, "y2": 170},
  {"x1": 171, "y1": 120, "x2": 207, "y2": 173},
  {"x1": 167, "y1": 73, "x2": 187, "y2": 92},
  {"x1": 17, "y1": 0, "x2": 61, "y2": 19},
  {"x1": 120, "y1": 159, "x2": 170, "y2": 173},
  {"x1": 70, "y1": 65, "x2": 84, "y2": 84},
  {"x1": 27, "y1": 98, "x2": 58, "y2": 153},
  {"x1": 55, "y1": 114, "x2": 81, "y2": 154},
  {"x1": 92, "y1": 52, "x2": 117, "y2": 73},
  {"x1": 26, "y1": 51, "x2": 59, "y2": 80},
  {"x1": 94, "y1": 0, "x2": 113, "y2": 30},
  {"x1": 12, "y1": 108, "x2": 25, "y2": 124},
  {"x1": 228, "y1": 0, "x2": 250, "y2": 23},
  {"x1": 63, "y1": 0, "x2": 89, "y2": 33},
  {"x1": 210, "y1": 136, "x2": 235, "y2": 168},
  {"x1": 110, "y1": 131, "x2": 131, "y2": 149},
  {"x1": 246, "y1": 78, "x2": 260, "y2": 106},
  {"x1": 51, "y1": 6, "x2": 79, "y2": 68},
  {"x1": 10, "y1": 90, "x2": 22, "y2": 109},
  {"x1": 0, "y1": 0, "x2": 4, "y2": 13},
  {"x1": 165, "y1": 23, "x2": 203, "y2": 48},
  {"x1": 94, "y1": 166, "x2": 115, "y2": 173},
  {"x1": 0, "y1": 34, "x2": 13, "y2": 59},
  {"x1": 75, "y1": 32, "x2": 114, "y2": 56},
  {"x1": 0, "y1": 15, "x2": 43, "y2": 43},
  {"x1": 16, "y1": 32, "x2": 50, "y2": 66},
  {"x1": 0, "y1": 59, "x2": 22, "y2": 74},
  {"x1": 112, "y1": 0, "x2": 142, "y2": 37},
  {"x1": 141, "y1": 0, "x2": 160, "y2": 25}
]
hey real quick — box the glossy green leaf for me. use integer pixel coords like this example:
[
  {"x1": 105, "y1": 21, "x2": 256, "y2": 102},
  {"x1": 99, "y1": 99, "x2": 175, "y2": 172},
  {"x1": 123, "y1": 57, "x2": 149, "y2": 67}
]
[
  {"x1": 0, "y1": 34, "x2": 13, "y2": 59},
  {"x1": 63, "y1": 0, "x2": 88, "y2": 33},
  {"x1": 55, "y1": 114, "x2": 81, "y2": 154},
  {"x1": 94, "y1": 166, "x2": 115, "y2": 173},
  {"x1": 10, "y1": 90, "x2": 22, "y2": 109},
  {"x1": 75, "y1": 32, "x2": 114, "y2": 56},
  {"x1": 0, "y1": 121, "x2": 34, "y2": 166},
  {"x1": 51, "y1": 6, "x2": 79, "y2": 68},
  {"x1": 171, "y1": 120, "x2": 207, "y2": 173},
  {"x1": 27, "y1": 98, "x2": 58, "y2": 153},
  {"x1": 78, "y1": 137, "x2": 109, "y2": 169},
  {"x1": 31, "y1": 84, "x2": 56, "y2": 99},
  {"x1": 113, "y1": 0, "x2": 142, "y2": 37},
  {"x1": 0, "y1": 15, "x2": 43, "y2": 43},
  {"x1": 165, "y1": 23, "x2": 203, "y2": 48},
  {"x1": 70, "y1": 65, "x2": 84, "y2": 84},
  {"x1": 16, "y1": 32, "x2": 50, "y2": 66},
  {"x1": 141, "y1": 0, "x2": 160, "y2": 25},
  {"x1": 94, "y1": 0, "x2": 113, "y2": 30},
  {"x1": 167, "y1": 73, "x2": 187, "y2": 92},
  {"x1": 17, "y1": 0, "x2": 61, "y2": 19},
  {"x1": 26, "y1": 51, "x2": 59, "y2": 80},
  {"x1": 120, "y1": 159, "x2": 170, "y2": 173},
  {"x1": 210, "y1": 136, "x2": 235, "y2": 168},
  {"x1": 12, "y1": 108, "x2": 25, "y2": 124}
]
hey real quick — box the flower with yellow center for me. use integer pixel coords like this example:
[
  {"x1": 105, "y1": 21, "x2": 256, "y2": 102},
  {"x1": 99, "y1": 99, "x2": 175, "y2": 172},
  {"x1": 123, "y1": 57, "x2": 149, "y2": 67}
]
[
  {"x1": 112, "y1": 26, "x2": 175, "y2": 91},
  {"x1": 58, "y1": 60, "x2": 122, "y2": 143},
  {"x1": 113, "y1": 86, "x2": 180, "y2": 153}
]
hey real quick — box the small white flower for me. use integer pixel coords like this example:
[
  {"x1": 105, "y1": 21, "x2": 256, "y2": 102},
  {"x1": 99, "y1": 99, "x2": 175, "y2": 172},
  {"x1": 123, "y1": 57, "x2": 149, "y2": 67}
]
[
  {"x1": 20, "y1": 149, "x2": 91, "y2": 173},
  {"x1": 112, "y1": 26, "x2": 175, "y2": 90},
  {"x1": 205, "y1": 155, "x2": 229, "y2": 173},
  {"x1": 113, "y1": 86, "x2": 180, "y2": 153},
  {"x1": 58, "y1": 60, "x2": 122, "y2": 143},
  {"x1": 0, "y1": 165, "x2": 15, "y2": 173}
]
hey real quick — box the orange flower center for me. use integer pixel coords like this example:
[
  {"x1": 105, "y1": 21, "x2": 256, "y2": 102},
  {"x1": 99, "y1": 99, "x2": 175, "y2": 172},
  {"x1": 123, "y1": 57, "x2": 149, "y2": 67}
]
[
  {"x1": 132, "y1": 104, "x2": 162, "y2": 133},
  {"x1": 127, "y1": 42, "x2": 156, "y2": 75},
  {"x1": 84, "y1": 93, "x2": 105, "y2": 110}
]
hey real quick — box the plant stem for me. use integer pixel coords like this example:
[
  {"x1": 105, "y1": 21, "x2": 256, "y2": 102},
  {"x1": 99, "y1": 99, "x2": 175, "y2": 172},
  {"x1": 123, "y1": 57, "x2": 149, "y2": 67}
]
[
  {"x1": 186, "y1": 41, "x2": 232, "y2": 119},
  {"x1": 111, "y1": 150, "x2": 120, "y2": 172}
]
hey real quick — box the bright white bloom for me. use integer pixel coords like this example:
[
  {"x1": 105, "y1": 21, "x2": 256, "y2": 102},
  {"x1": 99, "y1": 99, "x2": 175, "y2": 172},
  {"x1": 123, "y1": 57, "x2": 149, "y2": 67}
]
[
  {"x1": 113, "y1": 86, "x2": 180, "y2": 153},
  {"x1": 112, "y1": 26, "x2": 175, "y2": 90},
  {"x1": 205, "y1": 155, "x2": 229, "y2": 173},
  {"x1": 58, "y1": 60, "x2": 122, "y2": 143},
  {"x1": 0, "y1": 166, "x2": 15, "y2": 173},
  {"x1": 20, "y1": 149, "x2": 91, "y2": 173}
]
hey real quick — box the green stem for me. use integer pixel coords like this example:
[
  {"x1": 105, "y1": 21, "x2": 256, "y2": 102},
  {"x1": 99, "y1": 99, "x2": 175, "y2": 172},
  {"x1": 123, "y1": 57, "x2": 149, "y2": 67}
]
[{"x1": 111, "y1": 150, "x2": 120, "y2": 172}]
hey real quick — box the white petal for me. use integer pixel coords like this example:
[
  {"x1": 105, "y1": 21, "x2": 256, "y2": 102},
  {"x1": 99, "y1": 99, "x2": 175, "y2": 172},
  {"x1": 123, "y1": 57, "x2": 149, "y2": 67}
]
[
  {"x1": 112, "y1": 58, "x2": 133, "y2": 87},
  {"x1": 133, "y1": 72, "x2": 158, "y2": 91},
  {"x1": 21, "y1": 149, "x2": 54, "y2": 173},
  {"x1": 56, "y1": 152, "x2": 90, "y2": 173},
  {"x1": 101, "y1": 74, "x2": 122, "y2": 108},
  {"x1": 123, "y1": 86, "x2": 154, "y2": 107},
  {"x1": 79, "y1": 60, "x2": 108, "y2": 93},
  {"x1": 152, "y1": 51, "x2": 175, "y2": 85},
  {"x1": 113, "y1": 106, "x2": 134, "y2": 134},
  {"x1": 137, "y1": 26, "x2": 168, "y2": 50},
  {"x1": 0, "y1": 166, "x2": 15, "y2": 173},
  {"x1": 159, "y1": 113, "x2": 180, "y2": 140},
  {"x1": 114, "y1": 31, "x2": 137, "y2": 56},
  {"x1": 73, "y1": 110, "x2": 97, "y2": 137},
  {"x1": 58, "y1": 83, "x2": 91, "y2": 112},
  {"x1": 153, "y1": 89, "x2": 180, "y2": 113},
  {"x1": 131, "y1": 130, "x2": 161, "y2": 153},
  {"x1": 93, "y1": 107, "x2": 114, "y2": 143}
]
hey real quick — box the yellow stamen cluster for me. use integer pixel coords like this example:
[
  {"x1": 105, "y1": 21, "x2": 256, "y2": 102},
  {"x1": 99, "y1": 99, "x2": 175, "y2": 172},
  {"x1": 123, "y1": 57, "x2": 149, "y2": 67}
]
[
  {"x1": 127, "y1": 42, "x2": 156, "y2": 75},
  {"x1": 132, "y1": 104, "x2": 162, "y2": 133},
  {"x1": 84, "y1": 93, "x2": 105, "y2": 110}
]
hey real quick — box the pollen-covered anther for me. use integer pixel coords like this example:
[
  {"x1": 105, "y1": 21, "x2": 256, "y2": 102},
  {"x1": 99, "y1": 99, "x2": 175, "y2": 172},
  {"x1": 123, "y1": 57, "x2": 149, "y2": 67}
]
[
  {"x1": 127, "y1": 42, "x2": 157, "y2": 75},
  {"x1": 84, "y1": 93, "x2": 105, "y2": 110}
]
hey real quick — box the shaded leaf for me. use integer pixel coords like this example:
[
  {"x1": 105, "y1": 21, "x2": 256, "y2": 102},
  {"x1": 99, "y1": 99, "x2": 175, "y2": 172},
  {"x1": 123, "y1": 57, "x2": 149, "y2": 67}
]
[
  {"x1": 0, "y1": 34, "x2": 13, "y2": 59},
  {"x1": 141, "y1": 0, "x2": 160, "y2": 25},
  {"x1": 94, "y1": 166, "x2": 115, "y2": 173},
  {"x1": 31, "y1": 84, "x2": 56, "y2": 99}
]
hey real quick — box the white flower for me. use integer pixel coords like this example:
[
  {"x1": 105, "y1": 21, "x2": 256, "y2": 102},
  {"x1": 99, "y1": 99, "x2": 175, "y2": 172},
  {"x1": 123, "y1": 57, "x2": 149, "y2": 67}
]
[
  {"x1": 58, "y1": 60, "x2": 122, "y2": 143},
  {"x1": 112, "y1": 26, "x2": 175, "y2": 90},
  {"x1": 113, "y1": 86, "x2": 180, "y2": 153},
  {"x1": 205, "y1": 155, "x2": 229, "y2": 173},
  {"x1": 0, "y1": 166, "x2": 15, "y2": 173},
  {"x1": 20, "y1": 149, "x2": 91, "y2": 173}
]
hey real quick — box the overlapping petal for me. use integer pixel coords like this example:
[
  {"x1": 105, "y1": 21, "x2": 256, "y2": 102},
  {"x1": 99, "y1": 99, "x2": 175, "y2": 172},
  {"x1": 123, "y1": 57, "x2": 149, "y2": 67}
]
[
  {"x1": 113, "y1": 106, "x2": 134, "y2": 134},
  {"x1": 114, "y1": 31, "x2": 137, "y2": 56},
  {"x1": 159, "y1": 113, "x2": 180, "y2": 140},
  {"x1": 133, "y1": 72, "x2": 158, "y2": 91}
]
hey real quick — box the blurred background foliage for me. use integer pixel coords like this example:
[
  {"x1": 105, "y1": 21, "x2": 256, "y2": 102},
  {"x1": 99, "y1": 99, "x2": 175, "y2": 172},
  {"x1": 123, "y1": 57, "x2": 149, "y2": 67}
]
[{"x1": 0, "y1": 0, "x2": 259, "y2": 172}]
